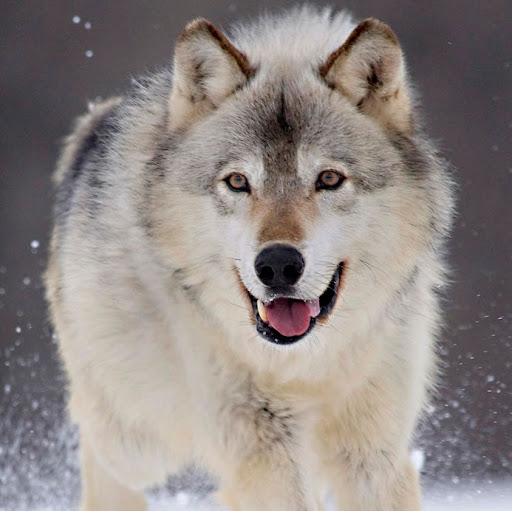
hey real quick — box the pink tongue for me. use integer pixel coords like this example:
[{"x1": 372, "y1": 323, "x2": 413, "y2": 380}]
[{"x1": 265, "y1": 298, "x2": 318, "y2": 337}]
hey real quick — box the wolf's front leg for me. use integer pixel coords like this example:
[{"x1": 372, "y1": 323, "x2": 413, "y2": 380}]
[
  {"x1": 79, "y1": 434, "x2": 147, "y2": 511},
  {"x1": 330, "y1": 456, "x2": 421, "y2": 511},
  {"x1": 217, "y1": 448, "x2": 320, "y2": 511}
]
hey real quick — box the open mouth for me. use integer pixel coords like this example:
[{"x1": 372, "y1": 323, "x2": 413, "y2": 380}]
[{"x1": 246, "y1": 262, "x2": 344, "y2": 345}]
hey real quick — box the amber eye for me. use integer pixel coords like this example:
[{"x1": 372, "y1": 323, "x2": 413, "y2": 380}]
[
  {"x1": 225, "y1": 173, "x2": 251, "y2": 193},
  {"x1": 316, "y1": 170, "x2": 345, "y2": 191}
]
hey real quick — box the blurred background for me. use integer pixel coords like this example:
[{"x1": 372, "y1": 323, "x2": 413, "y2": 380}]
[{"x1": 0, "y1": 0, "x2": 511, "y2": 509}]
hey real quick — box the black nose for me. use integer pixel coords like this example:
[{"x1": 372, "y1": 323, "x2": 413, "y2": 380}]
[{"x1": 255, "y1": 244, "x2": 305, "y2": 287}]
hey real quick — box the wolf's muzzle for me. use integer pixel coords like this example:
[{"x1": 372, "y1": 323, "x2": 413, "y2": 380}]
[{"x1": 246, "y1": 262, "x2": 344, "y2": 345}]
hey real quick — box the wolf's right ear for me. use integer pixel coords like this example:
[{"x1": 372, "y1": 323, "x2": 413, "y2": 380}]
[
  {"x1": 168, "y1": 19, "x2": 252, "y2": 130},
  {"x1": 320, "y1": 18, "x2": 412, "y2": 133}
]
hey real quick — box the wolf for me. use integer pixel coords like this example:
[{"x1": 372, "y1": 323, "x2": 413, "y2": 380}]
[{"x1": 45, "y1": 5, "x2": 454, "y2": 511}]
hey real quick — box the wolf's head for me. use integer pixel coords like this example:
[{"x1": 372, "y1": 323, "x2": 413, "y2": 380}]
[{"x1": 147, "y1": 8, "x2": 452, "y2": 358}]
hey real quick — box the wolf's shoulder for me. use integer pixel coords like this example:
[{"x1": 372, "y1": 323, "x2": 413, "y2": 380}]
[
  {"x1": 52, "y1": 98, "x2": 122, "y2": 223},
  {"x1": 53, "y1": 98, "x2": 121, "y2": 187}
]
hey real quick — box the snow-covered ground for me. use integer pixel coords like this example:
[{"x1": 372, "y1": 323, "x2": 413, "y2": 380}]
[
  {"x1": 149, "y1": 487, "x2": 512, "y2": 511},
  {"x1": 423, "y1": 485, "x2": 512, "y2": 511},
  {"x1": 8, "y1": 484, "x2": 512, "y2": 511},
  {"x1": 148, "y1": 485, "x2": 512, "y2": 511}
]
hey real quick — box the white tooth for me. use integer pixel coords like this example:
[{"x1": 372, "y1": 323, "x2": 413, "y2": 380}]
[{"x1": 257, "y1": 299, "x2": 268, "y2": 323}]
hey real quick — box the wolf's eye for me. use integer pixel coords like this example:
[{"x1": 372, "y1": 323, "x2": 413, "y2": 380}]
[
  {"x1": 225, "y1": 173, "x2": 251, "y2": 193},
  {"x1": 316, "y1": 170, "x2": 345, "y2": 191}
]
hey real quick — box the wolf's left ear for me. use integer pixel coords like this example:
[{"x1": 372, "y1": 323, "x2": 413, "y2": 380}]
[
  {"x1": 320, "y1": 18, "x2": 411, "y2": 132},
  {"x1": 169, "y1": 19, "x2": 252, "y2": 129}
]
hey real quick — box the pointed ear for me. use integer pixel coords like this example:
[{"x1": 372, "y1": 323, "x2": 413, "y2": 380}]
[
  {"x1": 169, "y1": 19, "x2": 253, "y2": 130},
  {"x1": 320, "y1": 18, "x2": 412, "y2": 132}
]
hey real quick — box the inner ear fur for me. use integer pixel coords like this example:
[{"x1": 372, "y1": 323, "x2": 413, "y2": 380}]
[
  {"x1": 169, "y1": 18, "x2": 253, "y2": 130},
  {"x1": 320, "y1": 18, "x2": 412, "y2": 132}
]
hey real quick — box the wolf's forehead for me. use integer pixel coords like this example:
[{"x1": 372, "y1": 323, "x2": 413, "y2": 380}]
[
  {"x1": 257, "y1": 91, "x2": 300, "y2": 178},
  {"x1": 247, "y1": 86, "x2": 326, "y2": 142},
  {"x1": 232, "y1": 87, "x2": 338, "y2": 179}
]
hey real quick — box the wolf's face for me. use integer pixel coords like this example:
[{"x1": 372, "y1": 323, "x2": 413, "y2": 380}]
[{"x1": 149, "y1": 18, "x2": 448, "y2": 350}]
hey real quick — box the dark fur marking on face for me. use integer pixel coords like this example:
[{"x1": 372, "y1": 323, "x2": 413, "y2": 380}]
[
  {"x1": 277, "y1": 90, "x2": 292, "y2": 133},
  {"x1": 389, "y1": 132, "x2": 430, "y2": 178},
  {"x1": 149, "y1": 126, "x2": 184, "y2": 174},
  {"x1": 345, "y1": 154, "x2": 389, "y2": 192},
  {"x1": 145, "y1": 133, "x2": 182, "y2": 180},
  {"x1": 256, "y1": 90, "x2": 300, "y2": 195},
  {"x1": 258, "y1": 89, "x2": 296, "y2": 149}
]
